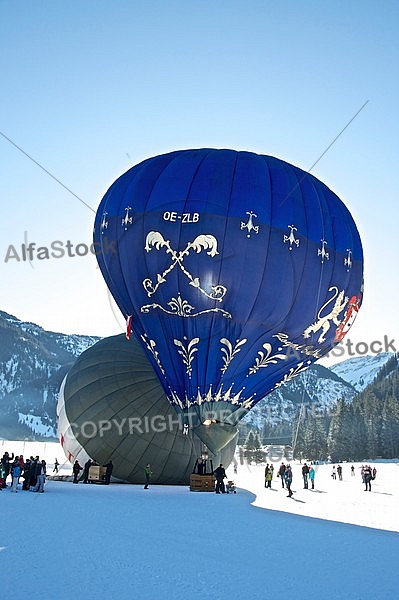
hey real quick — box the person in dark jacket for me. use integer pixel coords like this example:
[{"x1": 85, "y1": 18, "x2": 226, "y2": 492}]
[
  {"x1": 33, "y1": 460, "x2": 46, "y2": 493},
  {"x1": 144, "y1": 464, "x2": 152, "y2": 489},
  {"x1": 72, "y1": 461, "x2": 83, "y2": 484},
  {"x1": 284, "y1": 465, "x2": 293, "y2": 497},
  {"x1": 364, "y1": 465, "x2": 372, "y2": 491},
  {"x1": 214, "y1": 464, "x2": 227, "y2": 494},
  {"x1": 2, "y1": 452, "x2": 14, "y2": 486},
  {"x1": 22, "y1": 459, "x2": 32, "y2": 490},
  {"x1": 196, "y1": 458, "x2": 205, "y2": 475},
  {"x1": 29, "y1": 457, "x2": 39, "y2": 489},
  {"x1": 104, "y1": 460, "x2": 113, "y2": 485},
  {"x1": 302, "y1": 463, "x2": 309, "y2": 489},
  {"x1": 278, "y1": 463, "x2": 286, "y2": 488},
  {"x1": 82, "y1": 459, "x2": 92, "y2": 484}
]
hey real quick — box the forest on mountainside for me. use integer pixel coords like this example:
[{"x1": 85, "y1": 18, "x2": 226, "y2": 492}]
[{"x1": 242, "y1": 355, "x2": 399, "y2": 462}]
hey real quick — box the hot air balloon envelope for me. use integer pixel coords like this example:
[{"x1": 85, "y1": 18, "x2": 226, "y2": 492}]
[{"x1": 94, "y1": 149, "x2": 363, "y2": 448}]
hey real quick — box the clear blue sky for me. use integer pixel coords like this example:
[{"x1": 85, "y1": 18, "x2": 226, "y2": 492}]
[{"x1": 1, "y1": 1, "x2": 398, "y2": 365}]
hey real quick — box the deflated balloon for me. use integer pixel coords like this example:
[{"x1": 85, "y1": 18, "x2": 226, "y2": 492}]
[{"x1": 57, "y1": 334, "x2": 237, "y2": 483}]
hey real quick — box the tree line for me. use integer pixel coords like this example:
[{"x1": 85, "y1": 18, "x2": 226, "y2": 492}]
[{"x1": 241, "y1": 355, "x2": 399, "y2": 462}]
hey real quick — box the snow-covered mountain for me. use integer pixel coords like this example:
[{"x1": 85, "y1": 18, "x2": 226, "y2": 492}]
[
  {"x1": 0, "y1": 310, "x2": 100, "y2": 440},
  {"x1": 242, "y1": 362, "x2": 357, "y2": 430},
  {"x1": 0, "y1": 309, "x2": 395, "y2": 441},
  {"x1": 243, "y1": 353, "x2": 396, "y2": 431},
  {"x1": 329, "y1": 353, "x2": 394, "y2": 391}
]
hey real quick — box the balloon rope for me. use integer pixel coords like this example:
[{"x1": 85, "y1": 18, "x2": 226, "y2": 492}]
[
  {"x1": 0, "y1": 130, "x2": 95, "y2": 213},
  {"x1": 292, "y1": 387, "x2": 307, "y2": 458}
]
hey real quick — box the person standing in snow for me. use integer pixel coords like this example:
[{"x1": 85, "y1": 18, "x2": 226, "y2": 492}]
[
  {"x1": 33, "y1": 460, "x2": 46, "y2": 493},
  {"x1": 264, "y1": 464, "x2": 270, "y2": 488},
  {"x1": 372, "y1": 467, "x2": 377, "y2": 480},
  {"x1": 265, "y1": 465, "x2": 273, "y2": 488},
  {"x1": 104, "y1": 460, "x2": 113, "y2": 485},
  {"x1": 72, "y1": 460, "x2": 83, "y2": 484},
  {"x1": 11, "y1": 458, "x2": 21, "y2": 492},
  {"x1": 2, "y1": 452, "x2": 14, "y2": 486},
  {"x1": 144, "y1": 464, "x2": 152, "y2": 489},
  {"x1": 29, "y1": 456, "x2": 39, "y2": 489},
  {"x1": 22, "y1": 459, "x2": 32, "y2": 490},
  {"x1": 278, "y1": 463, "x2": 286, "y2": 488},
  {"x1": 302, "y1": 463, "x2": 309, "y2": 489},
  {"x1": 364, "y1": 465, "x2": 372, "y2": 491},
  {"x1": 53, "y1": 458, "x2": 60, "y2": 473},
  {"x1": 331, "y1": 465, "x2": 337, "y2": 480},
  {"x1": 268, "y1": 464, "x2": 274, "y2": 487},
  {"x1": 351, "y1": 465, "x2": 355, "y2": 476},
  {"x1": 337, "y1": 465, "x2": 343, "y2": 480},
  {"x1": 284, "y1": 465, "x2": 293, "y2": 497},
  {"x1": 214, "y1": 464, "x2": 227, "y2": 493},
  {"x1": 361, "y1": 465, "x2": 365, "y2": 483},
  {"x1": 309, "y1": 466, "x2": 315, "y2": 489},
  {"x1": 82, "y1": 459, "x2": 92, "y2": 484}
]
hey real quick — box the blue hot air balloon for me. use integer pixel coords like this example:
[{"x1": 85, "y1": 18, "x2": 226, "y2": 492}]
[{"x1": 94, "y1": 149, "x2": 363, "y2": 452}]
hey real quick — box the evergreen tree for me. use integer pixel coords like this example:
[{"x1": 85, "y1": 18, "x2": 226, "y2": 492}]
[
  {"x1": 244, "y1": 430, "x2": 264, "y2": 463},
  {"x1": 374, "y1": 354, "x2": 398, "y2": 383},
  {"x1": 245, "y1": 430, "x2": 256, "y2": 451},
  {"x1": 303, "y1": 414, "x2": 328, "y2": 461},
  {"x1": 381, "y1": 396, "x2": 399, "y2": 458},
  {"x1": 362, "y1": 390, "x2": 382, "y2": 458},
  {"x1": 350, "y1": 396, "x2": 368, "y2": 460},
  {"x1": 328, "y1": 399, "x2": 355, "y2": 461}
]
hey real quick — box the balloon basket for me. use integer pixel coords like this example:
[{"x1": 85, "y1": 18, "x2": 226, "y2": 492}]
[
  {"x1": 88, "y1": 465, "x2": 107, "y2": 484},
  {"x1": 189, "y1": 474, "x2": 216, "y2": 492}
]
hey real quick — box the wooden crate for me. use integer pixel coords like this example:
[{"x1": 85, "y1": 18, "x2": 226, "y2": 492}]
[
  {"x1": 88, "y1": 465, "x2": 107, "y2": 483},
  {"x1": 189, "y1": 474, "x2": 216, "y2": 492}
]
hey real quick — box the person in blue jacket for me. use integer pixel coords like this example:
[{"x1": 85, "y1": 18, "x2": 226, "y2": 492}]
[
  {"x1": 11, "y1": 458, "x2": 21, "y2": 493},
  {"x1": 309, "y1": 466, "x2": 315, "y2": 490}
]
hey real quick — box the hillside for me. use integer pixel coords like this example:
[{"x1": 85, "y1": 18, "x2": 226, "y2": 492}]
[
  {"x1": 242, "y1": 362, "x2": 357, "y2": 433},
  {"x1": 0, "y1": 311, "x2": 100, "y2": 440},
  {"x1": 329, "y1": 352, "x2": 394, "y2": 391}
]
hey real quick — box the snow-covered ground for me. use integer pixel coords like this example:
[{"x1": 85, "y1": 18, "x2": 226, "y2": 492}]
[
  {"x1": 1, "y1": 442, "x2": 398, "y2": 599},
  {"x1": 238, "y1": 459, "x2": 399, "y2": 532}
]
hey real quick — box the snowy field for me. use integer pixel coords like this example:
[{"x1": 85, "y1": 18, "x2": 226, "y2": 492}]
[{"x1": 1, "y1": 441, "x2": 399, "y2": 600}]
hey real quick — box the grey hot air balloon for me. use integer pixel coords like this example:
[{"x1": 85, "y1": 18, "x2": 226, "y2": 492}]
[{"x1": 57, "y1": 334, "x2": 237, "y2": 484}]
